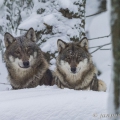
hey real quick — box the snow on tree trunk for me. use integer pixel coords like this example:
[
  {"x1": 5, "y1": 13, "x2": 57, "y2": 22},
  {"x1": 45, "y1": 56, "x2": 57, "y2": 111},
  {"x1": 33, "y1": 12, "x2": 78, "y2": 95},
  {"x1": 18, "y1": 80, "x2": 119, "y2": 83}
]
[{"x1": 111, "y1": 0, "x2": 120, "y2": 115}]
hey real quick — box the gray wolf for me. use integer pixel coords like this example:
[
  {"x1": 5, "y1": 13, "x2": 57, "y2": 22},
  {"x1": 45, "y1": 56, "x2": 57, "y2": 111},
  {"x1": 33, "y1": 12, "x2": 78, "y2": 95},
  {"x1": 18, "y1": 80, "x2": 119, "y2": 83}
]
[
  {"x1": 4, "y1": 28, "x2": 54, "y2": 89},
  {"x1": 54, "y1": 37, "x2": 106, "y2": 91}
]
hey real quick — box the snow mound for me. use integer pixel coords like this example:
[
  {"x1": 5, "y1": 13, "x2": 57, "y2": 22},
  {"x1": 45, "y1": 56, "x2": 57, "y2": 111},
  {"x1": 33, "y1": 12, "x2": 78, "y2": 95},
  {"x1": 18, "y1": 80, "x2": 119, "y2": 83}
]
[{"x1": 0, "y1": 86, "x2": 108, "y2": 120}]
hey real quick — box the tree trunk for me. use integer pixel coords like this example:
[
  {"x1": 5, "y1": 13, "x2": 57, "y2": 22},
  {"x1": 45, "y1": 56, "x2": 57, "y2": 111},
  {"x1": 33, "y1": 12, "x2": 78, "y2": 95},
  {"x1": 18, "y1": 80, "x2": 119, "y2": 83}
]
[{"x1": 111, "y1": 0, "x2": 120, "y2": 116}]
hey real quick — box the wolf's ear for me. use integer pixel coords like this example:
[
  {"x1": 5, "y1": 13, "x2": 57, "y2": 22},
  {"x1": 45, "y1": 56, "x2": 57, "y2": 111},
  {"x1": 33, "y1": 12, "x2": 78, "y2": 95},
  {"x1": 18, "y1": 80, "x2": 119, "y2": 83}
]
[
  {"x1": 57, "y1": 39, "x2": 67, "y2": 52},
  {"x1": 4, "y1": 33, "x2": 15, "y2": 48},
  {"x1": 79, "y1": 37, "x2": 88, "y2": 50},
  {"x1": 26, "y1": 28, "x2": 36, "y2": 42}
]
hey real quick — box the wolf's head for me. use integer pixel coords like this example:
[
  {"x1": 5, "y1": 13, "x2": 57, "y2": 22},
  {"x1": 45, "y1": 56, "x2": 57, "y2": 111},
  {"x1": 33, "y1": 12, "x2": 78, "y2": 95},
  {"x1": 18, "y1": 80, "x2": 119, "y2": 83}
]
[
  {"x1": 57, "y1": 38, "x2": 92, "y2": 75},
  {"x1": 4, "y1": 28, "x2": 40, "y2": 69}
]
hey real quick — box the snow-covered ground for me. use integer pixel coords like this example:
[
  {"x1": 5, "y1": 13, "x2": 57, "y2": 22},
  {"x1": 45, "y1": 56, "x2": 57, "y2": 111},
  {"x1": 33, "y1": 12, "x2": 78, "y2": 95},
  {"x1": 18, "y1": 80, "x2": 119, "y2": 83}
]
[
  {"x1": 0, "y1": 86, "x2": 109, "y2": 120},
  {"x1": 0, "y1": 0, "x2": 112, "y2": 120}
]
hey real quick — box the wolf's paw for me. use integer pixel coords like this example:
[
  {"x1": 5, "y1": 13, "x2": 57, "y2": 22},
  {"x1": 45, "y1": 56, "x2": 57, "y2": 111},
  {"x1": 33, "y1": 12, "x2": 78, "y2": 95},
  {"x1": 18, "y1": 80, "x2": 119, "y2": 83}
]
[{"x1": 98, "y1": 80, "x2": 107, "y2": 92}]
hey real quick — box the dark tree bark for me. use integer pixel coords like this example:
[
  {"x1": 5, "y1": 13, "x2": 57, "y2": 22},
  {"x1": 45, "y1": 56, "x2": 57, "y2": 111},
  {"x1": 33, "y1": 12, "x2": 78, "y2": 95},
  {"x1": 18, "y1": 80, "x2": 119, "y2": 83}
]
[{"x1": 111, "y1": 0, "x2": 120, "y2": 115}]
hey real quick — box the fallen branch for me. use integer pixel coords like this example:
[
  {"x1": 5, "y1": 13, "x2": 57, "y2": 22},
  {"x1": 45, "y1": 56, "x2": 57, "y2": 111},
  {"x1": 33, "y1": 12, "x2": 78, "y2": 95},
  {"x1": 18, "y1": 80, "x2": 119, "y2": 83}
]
[{"x1": 88, "y1": 33, "x2": 111, "y2": 40}]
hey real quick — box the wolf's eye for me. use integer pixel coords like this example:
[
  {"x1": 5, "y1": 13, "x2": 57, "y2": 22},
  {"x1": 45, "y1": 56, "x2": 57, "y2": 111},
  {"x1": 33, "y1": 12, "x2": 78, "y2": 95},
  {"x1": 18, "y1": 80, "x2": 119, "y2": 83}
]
[
  {"x1": 28, "y1": 48, "x2": 33, "y2": 54},
  {"x1": 15, "y1": 51, "x2": 20, "y2": 55},
  {"x1": 67, "y1": 57, "x2": 70, "y2": 61},
  {"x1": 78, "y1": 56, "x2": 83, "y2": 61}
]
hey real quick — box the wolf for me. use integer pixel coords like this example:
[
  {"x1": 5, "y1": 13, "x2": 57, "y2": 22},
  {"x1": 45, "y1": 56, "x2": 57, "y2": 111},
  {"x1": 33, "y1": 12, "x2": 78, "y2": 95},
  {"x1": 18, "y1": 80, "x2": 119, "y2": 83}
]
[
  {"x1": 54, "y1": 37, "x2": 106, "y2": 91},
  {"x1": 4, "y1": 28, "x2": 54, "y2": 89}
]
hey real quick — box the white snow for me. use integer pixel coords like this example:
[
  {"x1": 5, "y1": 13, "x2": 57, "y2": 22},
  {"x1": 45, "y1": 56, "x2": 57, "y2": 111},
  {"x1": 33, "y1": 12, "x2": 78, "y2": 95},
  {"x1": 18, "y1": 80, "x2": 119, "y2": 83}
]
[
  {"x1": 0, "y1": 0, "x2": 4, "y2": 8},
  {"x1": 85, "y1": 0, "x2": 102, "y2": 30},
  {"x1": 58, "y1": 0, "x2": 72, "y2": 9},
  {"x1": 19, "y1": 13, "x2": 41, "y2": 30},
  {"x1": 0, "y1": 86, "x2": 108, "y2": 120},
  {"x1": 43, "y1": 14, "x2": 58, "y2": 26},
  {"x1": 89, "y1": 5, "x2": 111, "y2": 93},
  {"x1": 58, "y1": 0, "x2": 78, "y2": 13}
]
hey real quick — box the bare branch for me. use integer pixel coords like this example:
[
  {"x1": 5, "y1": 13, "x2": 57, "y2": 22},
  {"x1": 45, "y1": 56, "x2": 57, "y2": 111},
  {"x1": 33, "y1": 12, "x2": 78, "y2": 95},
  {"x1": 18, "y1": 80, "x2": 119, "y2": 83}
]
[
  {"x1": 100, "y1": 48, "x2": 111, "y2": 50},
  {"x1": 0, "y1": 83, "x2": 10, "y2": 85},
  {"x1": 18, "y1": 28, "x2": 39, "y2": 34},
  {"x1": 89, "y1": 43, "x2": 111, "y2": 49},
  {"x1": 90, "y1": 46, "x2": 103, "y2": 54},
  {"x1": 90, "y1": 43, "x2": 111, "y2": 54},
  {"x1": 88, "y1": 33, "x2": 111, "y2": 40},
  {"x1": 18, "y1": 28, "x2": 28, "y2": 31},
  {"x1": 86, "y1": 10, "x2": 107, "y2": 18}
]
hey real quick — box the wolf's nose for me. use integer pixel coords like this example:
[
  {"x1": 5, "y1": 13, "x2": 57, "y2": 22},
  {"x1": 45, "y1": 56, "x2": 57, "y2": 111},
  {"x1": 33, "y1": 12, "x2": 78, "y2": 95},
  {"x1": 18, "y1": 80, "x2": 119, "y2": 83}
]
[
  {"x1": 23, "y1": 61, "x2": 29, "y2": 68},
  {"x1": 71, "y1": 68, "x2": 76, "y2": 73}
]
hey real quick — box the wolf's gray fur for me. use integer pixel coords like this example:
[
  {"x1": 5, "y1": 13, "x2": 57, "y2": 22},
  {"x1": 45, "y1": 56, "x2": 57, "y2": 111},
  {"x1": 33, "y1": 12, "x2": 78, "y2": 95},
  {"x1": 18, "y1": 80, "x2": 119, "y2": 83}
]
[
  {"x1": 54, "y1": 38, "x2": 106, "y2": 91},
  {"x1": 4, "y1": 28, "x2": 54, "y2": 89}
]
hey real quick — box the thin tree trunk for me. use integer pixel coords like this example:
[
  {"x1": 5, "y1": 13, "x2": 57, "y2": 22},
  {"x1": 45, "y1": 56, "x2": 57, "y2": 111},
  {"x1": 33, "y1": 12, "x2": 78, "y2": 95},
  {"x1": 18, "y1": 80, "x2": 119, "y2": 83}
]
[
  {"x1": 79, "y1": 0, "x2": 86, "y2": 39},
  {"x1": 0, "y1": 39, "x2": 4, "y2": 62}
]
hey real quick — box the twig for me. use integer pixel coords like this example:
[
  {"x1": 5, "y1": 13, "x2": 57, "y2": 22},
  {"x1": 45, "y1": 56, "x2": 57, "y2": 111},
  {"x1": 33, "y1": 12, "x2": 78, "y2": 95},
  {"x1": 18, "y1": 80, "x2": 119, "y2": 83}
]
[
  {"x1": 91, "y1": 46, "x2": 103, "y2": 54},
  {"x1": 18, "y1": 28, "x2": 39, "y2": 34},
  {"x1": 18, "y1": 28, "x2": 28, "y2": 31},
  {"x1": 90, "y1": 43, "x2": 111, "y2": 54},
  {"x1": 100, "y1": 48, "x2": 111, "y2": 50},
  {"x1": 88, "y1": 33, "x2": 111, "y2": 40},
  {"x1": 0, "y1": 83, "x2": 10, "y2": 85},
  {"x1": 86, "y1": 10, "x2": 107, "y2": 18},
  {"x1": 89, "y1": 43, "x2": 111, "y2": 49}
]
